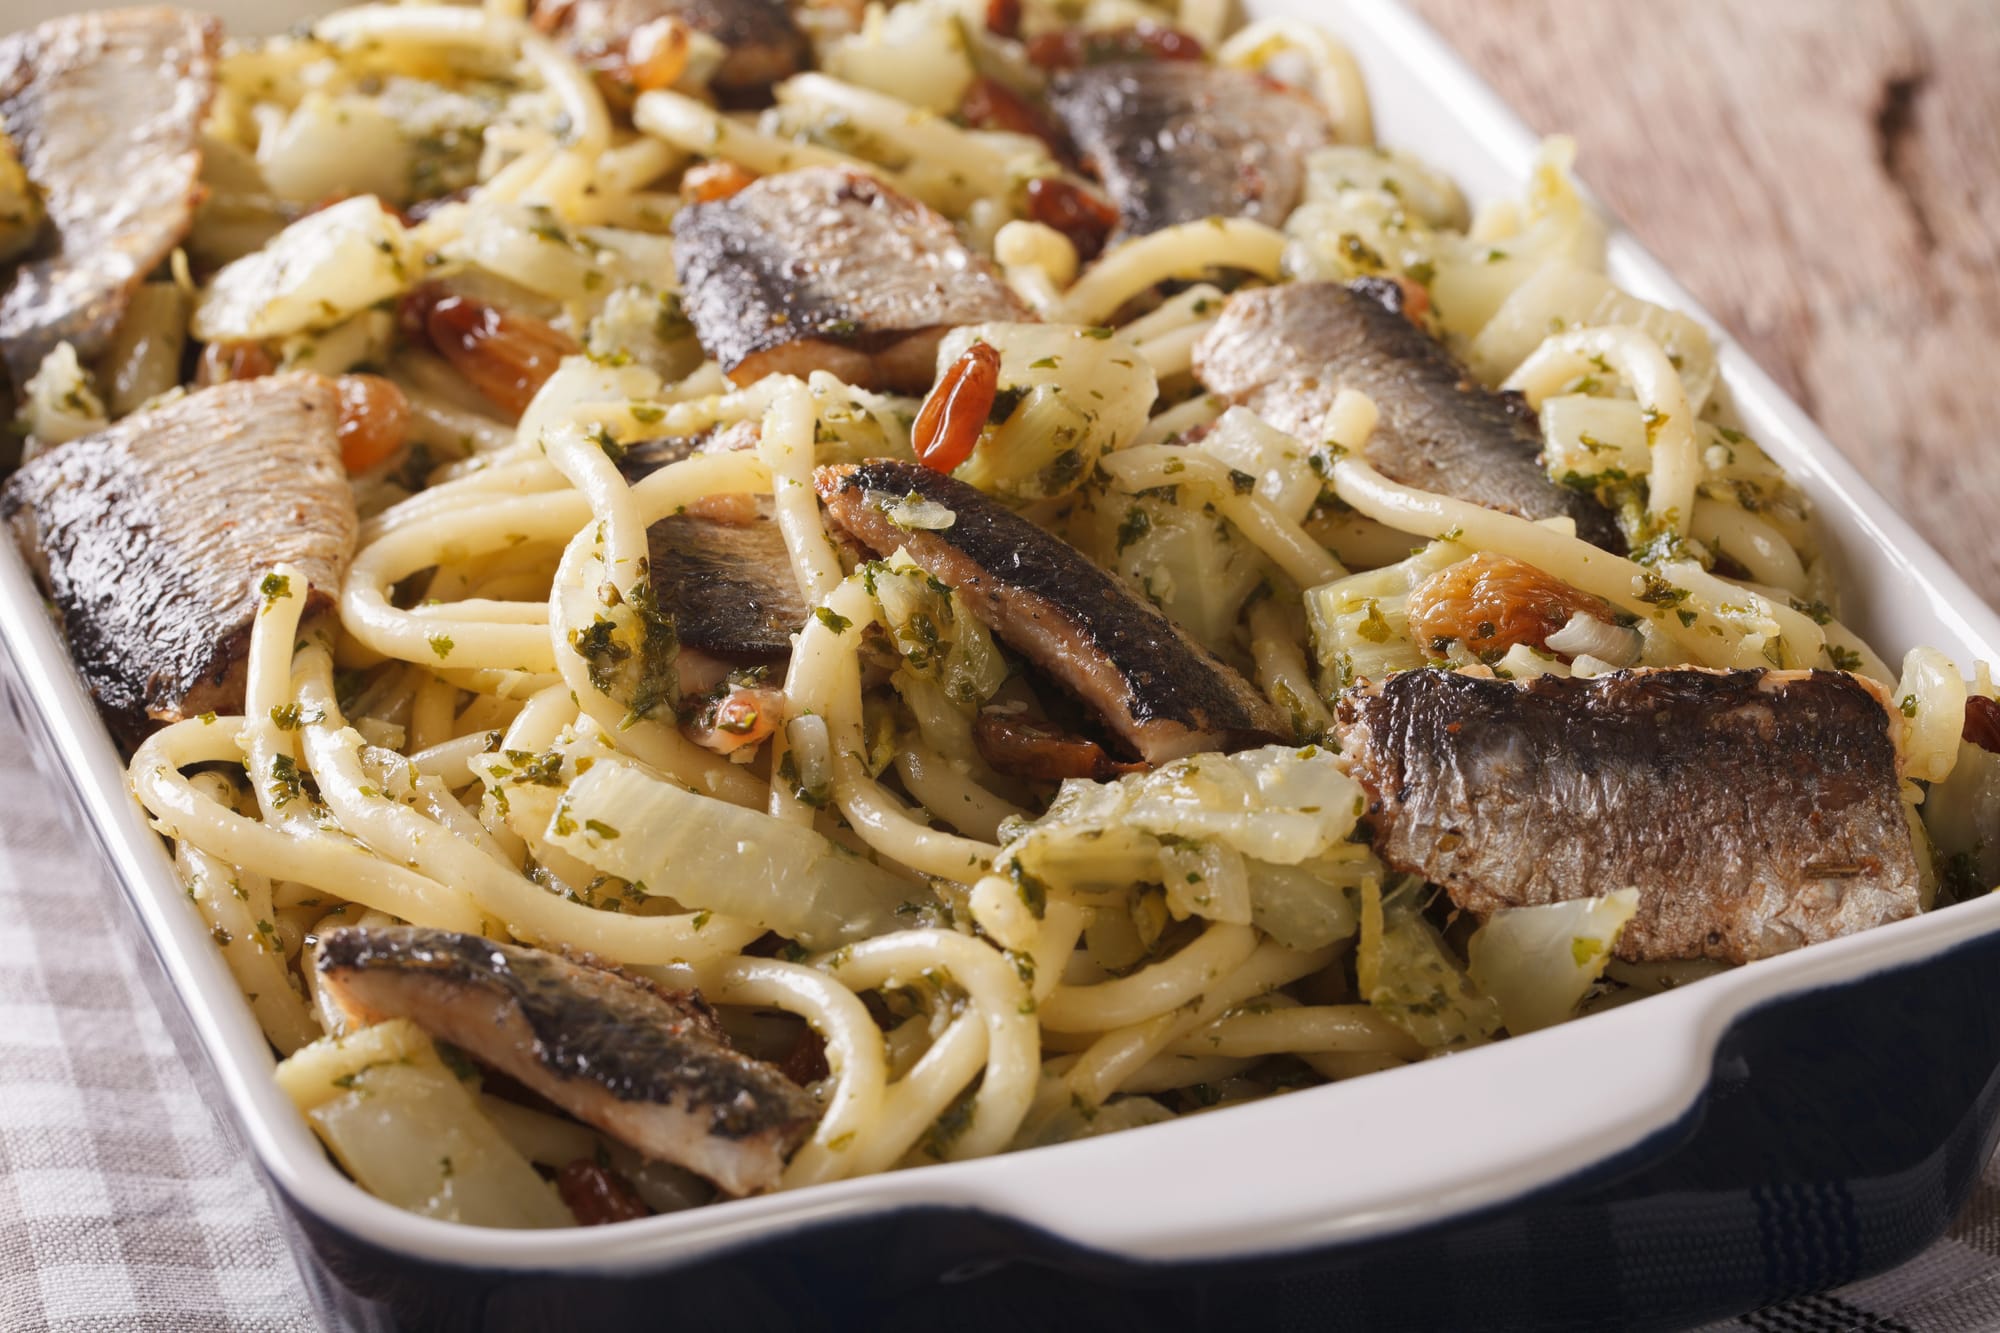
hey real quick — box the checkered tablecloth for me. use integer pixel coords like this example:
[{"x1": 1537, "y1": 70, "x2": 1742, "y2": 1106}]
[{"x1": 4, "y1": 710, "x2": 2000, "y2": 1333}]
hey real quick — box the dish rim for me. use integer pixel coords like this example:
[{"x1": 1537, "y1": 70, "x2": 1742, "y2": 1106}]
[{"x1": 2, "y1": 0, "x2": 1998, "y2": 1279}]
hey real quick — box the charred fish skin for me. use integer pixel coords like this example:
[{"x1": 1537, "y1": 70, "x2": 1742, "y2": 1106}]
[
  {"x1": 817, "y1": 459, "x2": 1286, "y2": 763},
  {"x1": 0, "y1": 374, "x2": 356, "y2": 731},
  {"x1": 1194, "y1": 282, "x2": 1625, "y2": 551},
  {"x1": 673, "y1": 167, "x2": 1030, "y2": 392},
  {"x1": 1046, "y1": 62, "x2": 1329, "y2": 237},
  {"x1": 1335, "y1": 667, "x2": 1920, "y2": 964},
  {"x1": 648, "y1": 511, "x2": 807, "y2": 661},
  {"x1": 318, "y1": 926, "x2": 818, "y2": 1197},
  {"x1": 616, "y1": 427, "x2": 805, "y2": 662},
  {"x1": 0, "y1": 8, "x2": 220, "y2": 383}
]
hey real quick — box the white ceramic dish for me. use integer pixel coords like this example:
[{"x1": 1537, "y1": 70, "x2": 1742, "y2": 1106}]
[{"x1": 3, "y1": 1, "x2": 1998, "y2": 1326}]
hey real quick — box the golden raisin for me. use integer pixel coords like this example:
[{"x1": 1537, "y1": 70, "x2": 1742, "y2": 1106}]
[
  {"x1": 959, "y1": 76, "x2": 1068, "y2": 161},
  {"x1": 335, "y1": 374, "x2": 411, "y2": 474},
  {"x1": 985, "y1": 0, "x2": 1022, "y2": 39},
  {"x1": 555, "y1": 1159, "x2": 650, "y2": 1226},
  {"x1": 973, "y1": 711, "x2": 1146, "y2": 782},
  {"x1": 913, "y1": 342, "x2": 1000, "y2": 474},
  {"x1": 1406, "y1": 552, "x2": 1614, "y2": 660},
  {"x1": 1025, "y1": 177, "x2": 1119, "y2": 262},
  {"x1": 405, "y1": 285, "x2": 580, "y2": 419},
  {"x1": 681, "y1": 160, "x2": 759, "y2": 205},
  {"x1": 1964, "y1": 695, "x2": 2000, "y2": 754},
  {"x1": 195, "y1": 340, "x2": 274, "y2": 386}
]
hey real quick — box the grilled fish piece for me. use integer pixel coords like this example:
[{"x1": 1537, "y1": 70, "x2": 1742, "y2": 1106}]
[
  {"x1": 617, "y1": 424, "x2": 805, "y2": 663},
  {"x1": 649, "y1": 509, "x2": 806, "y2": 661},
  {"x1": 533, "y1": 0, "x2": 806, "y2": 97},
  {"x1": 0, "y1": 8, "x2": 220, "y2": 384},
  {"x1": 1194, "y1": 282, "x2": 1624, "y2": 550},
  {"x1": 617, "y1": 425, "x2": 797, "y2": 755},
  {"x1": 818, "y1": 459, "x2": 1286, "y2": 763},
  {"x1": 1, "y1": 374, "x2": 357, "y2": 731},
  {"x1": 1334, "y1": 667, "x2": 1920, "y2": 964},
  {"x1": 318, "y1": 926, "x2": 818, "y2": 1197},
  {"x1": 1046, "y1": 62, "x2": 1328, "y2": 237},
  {"x1": 673, "y1": 168, "x2": 1031, "y2": 392}
]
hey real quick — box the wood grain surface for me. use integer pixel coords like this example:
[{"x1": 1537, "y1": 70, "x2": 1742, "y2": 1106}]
[{"x1": 1405, "y1": 0, "x2": 2000, "y2": 608}]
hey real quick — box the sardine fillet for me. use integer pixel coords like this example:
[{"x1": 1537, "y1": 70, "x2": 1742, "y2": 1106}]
[
  {"x1": 649, "y1": 508, "x2": 807, "y2": 660},
  {"x1": 673, "y1": 167, "x2": 1029, "y2": 391},
  {"x1": 1334, "y1": 667, "x2": 1920, "y2": 963},
  {"x1": 0, "y1": 374, "x2": 357, "y2": 729},
  {"x1": 1194, "y1": 282, "x2": 1624, "y2": 550},
  {"x1": 0, "y1": 8, "x2": 220, "y2": 382},
  {"x1": 318, "y1": 926, "x2": 818, "y2": 1197},
  {"x1": 818, "y1": 459, "x2": 1286, "y2": 763},
  {"x1": 1047, "y1": 62, "x2": 1329, "y2": 237}
]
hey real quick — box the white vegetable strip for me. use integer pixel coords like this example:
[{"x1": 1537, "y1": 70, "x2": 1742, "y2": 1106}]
[{"x1": 547, "y1": 757, "x2": 919, "y2": 950}]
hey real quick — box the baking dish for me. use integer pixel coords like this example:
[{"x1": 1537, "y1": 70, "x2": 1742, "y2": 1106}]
[{"x1": 4, "y1": 1, "x2": 2000, "y2": 1328}]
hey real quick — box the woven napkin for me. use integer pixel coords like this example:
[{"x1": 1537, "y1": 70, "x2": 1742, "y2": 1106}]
[{"x1": 1, "y1": 705, "x2": 1996, "y2": 1333}]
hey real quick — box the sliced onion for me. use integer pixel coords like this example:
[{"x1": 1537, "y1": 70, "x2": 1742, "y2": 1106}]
[
  {"x1": 1544, "y1": 612, "x2": 1641, "y2": 667},
  {"x1": 548, "y1": 757, "x2": 921, "y2": 949}
]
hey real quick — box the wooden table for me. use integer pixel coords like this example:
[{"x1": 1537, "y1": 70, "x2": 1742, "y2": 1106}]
[{"x1": 1407, "y1": 0, "x2": 2000, "y2": 609}]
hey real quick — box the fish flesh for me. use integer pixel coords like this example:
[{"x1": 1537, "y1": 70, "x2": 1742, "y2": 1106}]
[
  {"x1": 1334, "y1": 667, "x2": 1921, "y2": 964},
  {"x1": 1194, "y1": 281, "x2": 1624, "y2": 550},
  {"x1": 1046, "y1": 62, "x2": 1328, "y2": 237},
  {"x1": 533, "y1": 0, "x2": 807, "y2": 98},
  {"x1": 0, "y1": 373, "x2": 357, "y2": 730},
  {"x1": 673, "y1": 167, "x2": 1031, "y2": 392},
  {"x1": 317, "y1": 925, "x2": 818, "y2": 1197},
  {"x1": 818, "y1": 459, "x2": 1286, "y2": 763},
  {"x1": 0, "y1": 8, "x2": 220, "y2": 383}
]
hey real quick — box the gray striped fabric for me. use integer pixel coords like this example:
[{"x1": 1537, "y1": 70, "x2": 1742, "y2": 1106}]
[{"x1": 0, "y1": 704, "x2": 1993, "y2": 1333}]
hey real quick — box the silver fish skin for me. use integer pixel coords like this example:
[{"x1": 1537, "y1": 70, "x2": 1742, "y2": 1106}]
[
  {"x1": 1194, "y1": 281, "x2": 1625, "y2": 550},
  {"x1": 0, "y1": 374, "x2": 357, "y2": 732},
  {"x1": 818, "y1": 459, "x2": 1287, "y2": 764},
  {"x1": 317, "y1": 926, "x2": 820, "y2": 1198},
  {"x1": 0, "y1": 8, "x2": 219, "y2": 383},
  {"x1": 673, "y1": 167, "x2": 1031, "y2": 392},
  {"x1": 1046, "y1": 62, "x2": 1329, "y2": 237},
  {"x1": 1334, "y1": 667, "x2": 1921, "y2": 964}
]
